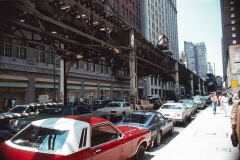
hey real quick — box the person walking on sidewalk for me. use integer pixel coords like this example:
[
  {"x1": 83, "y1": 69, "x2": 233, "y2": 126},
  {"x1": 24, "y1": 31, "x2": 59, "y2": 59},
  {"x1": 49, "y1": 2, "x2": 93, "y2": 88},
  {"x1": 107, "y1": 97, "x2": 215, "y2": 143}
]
[
  {"x1": 210, "y1": 91, "x2": 218, "y2": 115},
  {"x1": 221, "y1": 93, "x2": 229, "y2": 117},
  {"x1": 231, "y1": 90, "x2": 240, "y2": 153}
]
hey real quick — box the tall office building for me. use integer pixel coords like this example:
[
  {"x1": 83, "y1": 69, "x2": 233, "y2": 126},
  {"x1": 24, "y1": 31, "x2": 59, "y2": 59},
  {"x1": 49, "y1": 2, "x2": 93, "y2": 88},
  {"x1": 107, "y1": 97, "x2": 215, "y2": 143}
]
[
  {"x1": 220, "y1": 0, "x2": 240, "y2": 90},
  {"x1": 194, "y1": 42, "x2": 207, "y2": 80},
  {"x1": 140, "y1": 0, "x2": 179, "y2": 99},
  {"x1": 141, "y1": 0, "x2": 178, "y2": 60},
  {"x1": 184, "y1": 41, "x2": 196, "y2": 73},
  {"x1": 184, "y1": 41, "x2": 207, "y2": 80}
]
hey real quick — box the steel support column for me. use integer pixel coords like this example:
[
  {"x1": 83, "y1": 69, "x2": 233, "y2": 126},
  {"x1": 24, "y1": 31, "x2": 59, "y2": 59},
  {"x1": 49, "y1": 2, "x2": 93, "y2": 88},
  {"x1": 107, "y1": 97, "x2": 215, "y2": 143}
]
[
  {"x1": 129, "y1": 29, "x2": 137, "y2": 110},
  {"x1": 174, "y1": 62, "x2": 180, "y2": 100},
  {"x1": 190, "y1": 73, "x2": 194, "y2": 96}
]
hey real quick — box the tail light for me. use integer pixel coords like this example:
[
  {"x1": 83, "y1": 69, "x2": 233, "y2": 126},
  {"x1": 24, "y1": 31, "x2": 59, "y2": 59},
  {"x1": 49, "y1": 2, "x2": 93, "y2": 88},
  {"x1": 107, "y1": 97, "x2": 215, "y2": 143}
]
[{"x1": 110, "y1": 111, "x2": 117, "y2": 114}]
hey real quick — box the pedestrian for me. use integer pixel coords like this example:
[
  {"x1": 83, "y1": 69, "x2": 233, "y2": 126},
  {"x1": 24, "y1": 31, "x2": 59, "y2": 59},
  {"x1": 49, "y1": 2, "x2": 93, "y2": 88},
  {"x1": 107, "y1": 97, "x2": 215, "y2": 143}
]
[
  {"x1": 7, "y1": 96, "x2": 12, "y2": 109},
  {"x1": 228, "y1": 93, "x2": 233, "y2": 105},
  {"x1": 1, "y1": 97, "x2": 7, "y2": 113},
  {"x1": 210, "y1": 91, "x2": 218, "y2": 115},
  {"x1": 221, "y1": 93, "x2": 229, "y2": 117},
  {"x1": 230, "y1": 90, "x2": 240, "y2": 154},
  {"x1": 12, "y1": 98, "x2": 16, "y2": 107}
]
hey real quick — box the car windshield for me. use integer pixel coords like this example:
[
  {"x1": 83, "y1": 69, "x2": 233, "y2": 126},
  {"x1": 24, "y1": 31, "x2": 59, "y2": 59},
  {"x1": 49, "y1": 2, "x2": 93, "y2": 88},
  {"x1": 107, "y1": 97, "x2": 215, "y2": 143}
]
[
  {"x1": 122, "y1": 114, "x2": 151, "y2": 124},
  {"x1": 179, "y1": 100, "x2": 192, "y2": 105},
  {"x1": 106, "y1": 103, "x2": 121, "y2": 107},
  {"x1": 38, "y1": 108, "x2": 63, "y2": 116},
  {"x1": 8, "y1": 106, "x2": 28, "y2": 113},
  {"x1": 161, "y1": 105, "x2": 182, "y2": 110},
  {"x1": 93, "y1": 101, "x2": 101, "y2": 105},
  {"x1": 11, "y1": 124, "x2": 69, "y2": 150}
]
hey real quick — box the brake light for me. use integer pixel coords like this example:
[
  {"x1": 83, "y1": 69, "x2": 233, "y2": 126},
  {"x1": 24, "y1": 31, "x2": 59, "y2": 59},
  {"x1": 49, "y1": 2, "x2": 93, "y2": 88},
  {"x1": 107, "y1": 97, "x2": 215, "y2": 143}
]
[
  {"x1": 110, "y1": 111, "x2": 117, "y2": 114},
  {"x1": 140, "y1": 106, "x2": 144, "y2": 110}
]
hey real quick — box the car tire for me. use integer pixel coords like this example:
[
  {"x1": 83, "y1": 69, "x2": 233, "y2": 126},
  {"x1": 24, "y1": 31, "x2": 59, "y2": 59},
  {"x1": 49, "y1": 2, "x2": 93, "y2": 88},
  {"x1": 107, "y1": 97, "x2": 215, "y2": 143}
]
[
  {"x1": 169, "y1": 127, "x2": 174, "y2": 135},
  {"x1": 154, "y1": 131, "x2": 162, "y2": 147},
  {"x1": 119, "y1": 112, "x2": 125, "y2": 121},
  {"x1": 132, "y1": 145, "x2": 145, "y2": 160}
]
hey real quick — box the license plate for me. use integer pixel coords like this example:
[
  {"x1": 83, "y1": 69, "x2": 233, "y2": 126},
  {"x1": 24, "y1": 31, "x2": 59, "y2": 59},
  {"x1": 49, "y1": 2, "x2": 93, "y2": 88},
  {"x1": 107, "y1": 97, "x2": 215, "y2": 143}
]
[{"x1": 164, "y1": 114, "x2": 170, "y2": 116}]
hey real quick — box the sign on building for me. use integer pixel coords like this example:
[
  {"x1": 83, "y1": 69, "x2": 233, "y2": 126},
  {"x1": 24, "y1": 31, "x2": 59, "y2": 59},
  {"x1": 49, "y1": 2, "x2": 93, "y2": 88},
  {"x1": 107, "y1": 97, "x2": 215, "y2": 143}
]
[{"x1": 231, "y1": 80, "x2": 238, "y2": 88}]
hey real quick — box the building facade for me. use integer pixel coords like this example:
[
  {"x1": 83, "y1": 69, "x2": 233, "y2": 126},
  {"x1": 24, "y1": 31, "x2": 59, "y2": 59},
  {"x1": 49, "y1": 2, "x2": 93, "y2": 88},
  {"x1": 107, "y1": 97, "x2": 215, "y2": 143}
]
[{"x1": 220, "y1": 0, "x2": 240, "y2": 92}]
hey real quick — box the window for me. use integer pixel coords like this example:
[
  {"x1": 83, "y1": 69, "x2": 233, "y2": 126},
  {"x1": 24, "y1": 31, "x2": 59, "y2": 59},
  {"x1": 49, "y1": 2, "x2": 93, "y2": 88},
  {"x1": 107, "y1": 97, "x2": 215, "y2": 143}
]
[
  {"x1": 89, "y1": 62, "x2": 95, "y2": 72},
  {"x1": 91, "y1": 124, "x2": 119, "y2": 147},
  {"x1": 231, "y1": 7, "x2": 234, "y2": 11},
  {"x1": 233, "y1": 40, "x2": 237, "y2": 44},
  {"x1": 49, "y1": 48, "x2": 56, "y2": 64},
  {"x1": 16, "y1": 41, "x2": 26, "y2": 59},
  {"x1": 231, "y1": 20, "x2": 235, "y2": 24},
  {"x1": 11, "y1": 125, "x2": 69, "y2": 151},
  {"x1": 232, "y1": 33, "x2": 236, "y2": 38},
  {"x1": 231, "y1": 13, "x2": 235, "y2": 18},
  {"x1": 79, "y1": 128, "x2": 87, "y2": 148},
  {"x1": 0, "y1": 41, "x2": 12, "y2": 57},
  {"x1": 232, "y1": 26, "x2": 236, "y2": 31},
  {"x1": 36, "y1": 45, "x2": 45, "y2": 63},
  {"x1": 230, "y1": 1, "x2": 234, "y2": 4}
]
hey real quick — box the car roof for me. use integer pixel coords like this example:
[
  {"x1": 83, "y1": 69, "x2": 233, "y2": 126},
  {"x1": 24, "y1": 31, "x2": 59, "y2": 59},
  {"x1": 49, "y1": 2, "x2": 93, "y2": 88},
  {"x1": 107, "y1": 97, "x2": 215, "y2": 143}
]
[
  {"x1": 162, "y1": 102, "x2": 183, "y2": 105},
  {"x1": 31, "y1": 116, "x2": 108, "y2": 129},
  {"x1": 129, "y1": 110, "x2": 158, "y2": 115}
]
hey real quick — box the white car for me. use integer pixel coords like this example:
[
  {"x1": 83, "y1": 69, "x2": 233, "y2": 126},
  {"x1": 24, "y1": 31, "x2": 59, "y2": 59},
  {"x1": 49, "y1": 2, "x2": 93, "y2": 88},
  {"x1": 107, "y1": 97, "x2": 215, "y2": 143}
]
[
  {"x1": 178, "y1": 99, "x2": 198, "y2": 114},
  {"x1": 157, "y1": 102, "x2": 192, "y2": 125},
  {"x1": 97, "y1": 101, "x2": 132, "y2": 120}
]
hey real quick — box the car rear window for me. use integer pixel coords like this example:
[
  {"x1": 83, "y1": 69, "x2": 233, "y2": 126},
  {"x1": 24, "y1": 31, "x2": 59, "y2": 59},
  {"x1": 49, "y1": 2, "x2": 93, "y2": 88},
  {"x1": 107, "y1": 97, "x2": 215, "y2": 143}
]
[
  {"x1": 161, "y1": 105, "x2": 182, "y2": 110},
  {"x1": 11, "y1": 124, "x2": 69, "y2": 151},
  {"x1": 122, "y1": 114, "x2": 151, "y2": 124}
]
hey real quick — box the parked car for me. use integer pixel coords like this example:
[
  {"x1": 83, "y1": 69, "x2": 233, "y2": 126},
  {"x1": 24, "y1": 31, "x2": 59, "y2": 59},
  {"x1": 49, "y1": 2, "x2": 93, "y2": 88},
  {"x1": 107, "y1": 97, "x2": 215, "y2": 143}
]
[
  {"x1": 0, "y1": 116, "x2": 151, "y2": 160},
  {"x1": 88, "y1": 99, "x2": 112, "y2": 110},
  {"x1": 203, "y1": 95, "x2": 212, "y2": 105},
  {"x1": 157, "y1": 102, "x2": 192, "y2": 125},
  {"x1": 149, "y1": 98, "x2": 164, "y2": 110},
  {"x1": 137, "y1": 99, "x2": 154, "y2": 110},
  {"x1": 73, "y1": 101, "x2": 90, "y2": 108},
  {"x1": 0, "y1": 103, "x2": 56, "y2": 120},
  {"x1": 97, "y1": 101, "x2": 132, "y2": 120},
  {"x1": 117, "y1": 110, "x2": 174, "y2": 148},
  {"x1": 178, "y1": 99, "x2": 198, "y2": 114},
  {"x1": 193, "y1": 95, "x2": 207, "y2": 109},
  {"x1": 10, "y1": 105, "x2": 110, "y2": 134},
  {"x1": 0, "y1": 130, "x2": 11, "y2": 142}
]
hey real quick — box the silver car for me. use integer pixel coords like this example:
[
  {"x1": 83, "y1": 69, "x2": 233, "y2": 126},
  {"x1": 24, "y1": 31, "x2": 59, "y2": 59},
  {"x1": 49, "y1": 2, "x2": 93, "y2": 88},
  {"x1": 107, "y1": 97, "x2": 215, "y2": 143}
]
[
  {"x1": 179, "y1": 99, "x2": 198, "y2": 114},
  {"x1": 157, "y1": 102, "x2": 192, "y2": 125}
]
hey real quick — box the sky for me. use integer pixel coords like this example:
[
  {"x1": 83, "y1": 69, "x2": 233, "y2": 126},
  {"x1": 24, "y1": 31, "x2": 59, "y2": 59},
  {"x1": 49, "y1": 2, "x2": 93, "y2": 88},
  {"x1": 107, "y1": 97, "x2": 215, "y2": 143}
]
[{"x1": 176, "y1": 0, "x2": 223, "y2": 77}]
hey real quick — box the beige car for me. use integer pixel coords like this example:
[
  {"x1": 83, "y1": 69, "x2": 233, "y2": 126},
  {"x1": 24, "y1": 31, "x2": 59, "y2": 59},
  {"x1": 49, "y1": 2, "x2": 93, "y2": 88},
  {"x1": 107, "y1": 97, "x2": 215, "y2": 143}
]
[{"x1": 137, "y1": 99, "x2": 154, "y2": 110}]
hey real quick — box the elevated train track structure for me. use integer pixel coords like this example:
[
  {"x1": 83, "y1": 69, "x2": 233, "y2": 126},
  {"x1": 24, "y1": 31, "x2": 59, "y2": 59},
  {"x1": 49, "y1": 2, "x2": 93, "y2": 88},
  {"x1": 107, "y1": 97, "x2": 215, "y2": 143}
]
[{"x1": 0, "y1": 0, "x2": 205, "y2": 103}]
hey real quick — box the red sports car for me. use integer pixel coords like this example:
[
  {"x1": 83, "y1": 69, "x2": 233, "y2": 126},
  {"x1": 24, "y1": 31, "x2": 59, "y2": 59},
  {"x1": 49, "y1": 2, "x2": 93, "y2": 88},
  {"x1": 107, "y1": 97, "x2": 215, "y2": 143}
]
[{"x1": 0, "y1": 116, "x2": 151, "y2": 160}]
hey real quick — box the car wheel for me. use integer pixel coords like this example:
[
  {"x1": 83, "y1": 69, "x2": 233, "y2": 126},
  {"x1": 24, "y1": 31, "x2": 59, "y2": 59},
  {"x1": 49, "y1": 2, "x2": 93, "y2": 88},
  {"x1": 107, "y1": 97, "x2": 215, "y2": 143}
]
[
  {"x1": 132, "y1": 145, "x2": 145, "y2": 160},
  {"x1": 119, "y1": 112, "x2": 125, "y2": 121},
  {"x1": 154, "y1": 131, "x2": 162, "y2": 147},
  {"x1": 169, "y1": 127, "x2": 174, "y2": 135}
]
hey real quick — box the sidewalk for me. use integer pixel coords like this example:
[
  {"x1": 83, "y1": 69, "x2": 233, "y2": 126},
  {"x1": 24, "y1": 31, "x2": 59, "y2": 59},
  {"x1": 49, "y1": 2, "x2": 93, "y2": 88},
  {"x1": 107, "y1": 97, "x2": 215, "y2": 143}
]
[{"x1": 151, "y1": 105, "x2": 239, "y2": 160}]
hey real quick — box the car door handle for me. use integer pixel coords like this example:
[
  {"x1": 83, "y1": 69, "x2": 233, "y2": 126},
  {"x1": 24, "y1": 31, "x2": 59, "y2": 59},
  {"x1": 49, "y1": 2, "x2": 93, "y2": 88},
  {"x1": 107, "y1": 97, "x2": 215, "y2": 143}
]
[{"x1": 95, "y1": 149, "x2": 102, "y2": 153}]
